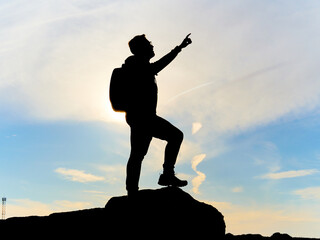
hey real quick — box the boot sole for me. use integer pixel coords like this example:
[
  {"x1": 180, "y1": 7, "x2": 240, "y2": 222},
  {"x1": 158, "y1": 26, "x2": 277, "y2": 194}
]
[{"x1": 158, "y1": 181, "x2": 188, "y2": 187}]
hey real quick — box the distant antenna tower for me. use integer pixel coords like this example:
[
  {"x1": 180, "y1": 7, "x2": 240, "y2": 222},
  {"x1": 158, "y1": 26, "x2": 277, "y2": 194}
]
[{"x1": 2, "y1": 197, "x2": 6, "y2": 220}]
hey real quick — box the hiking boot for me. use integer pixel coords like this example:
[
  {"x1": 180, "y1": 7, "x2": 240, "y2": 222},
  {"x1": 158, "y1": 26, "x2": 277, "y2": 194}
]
[{"x1": 158, "y1": 173, "x2": 188, "y2": 187}]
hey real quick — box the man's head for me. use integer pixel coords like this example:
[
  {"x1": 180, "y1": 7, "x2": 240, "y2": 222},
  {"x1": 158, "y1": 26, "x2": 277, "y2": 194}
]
[{"x1": 128, "y1": 34, "x2": 155, "y2": 59}]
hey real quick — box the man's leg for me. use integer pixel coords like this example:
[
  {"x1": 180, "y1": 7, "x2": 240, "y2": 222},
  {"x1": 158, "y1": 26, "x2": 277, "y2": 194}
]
[
  {"x1": 153, "y1": 116, "x2": 183, "y2": 174},
  {"x1": 152, "y1": 116, "x2": 187, "y2": 187},
  {"x1": 126, "y1": 125, "x2": 152, "y2": 194}
]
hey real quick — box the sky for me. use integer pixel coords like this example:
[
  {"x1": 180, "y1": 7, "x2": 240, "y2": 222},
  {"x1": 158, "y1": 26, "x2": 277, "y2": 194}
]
[{"x1": 1, "y1": 0, "x2": 320, "y2": 237}]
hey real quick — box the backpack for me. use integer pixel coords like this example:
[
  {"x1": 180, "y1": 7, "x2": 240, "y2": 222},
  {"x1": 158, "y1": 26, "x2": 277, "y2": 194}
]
[{"x1": 109, "y1": 67, "x2": 129, "y2": 112}]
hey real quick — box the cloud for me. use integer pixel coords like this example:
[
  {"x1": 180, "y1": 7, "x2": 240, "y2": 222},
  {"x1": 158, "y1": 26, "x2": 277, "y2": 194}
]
[
  {"x1": 293, "y1": 187, "x2": 320, "y2": 200},
  {"x1": 53, "y1": 200, "x2": 92, "y2": 211},
  {"x1": 260, "y1": 169, "x2": 319, "y2": 180},
  {"x1": 203, "y1": 200, "x2": 320, "y2": 237},
  {"x1": 192, "y1": 122, "x2": 202, "y2": 135},
  {"x1": 2, "y1": 0, "x2": 320, "y2": 133},
  {"x1": 96, "y1": 164, "x2": 126, "y2": 184},
  {"x1": 0, "y1": 0, "x2": 131, "y2": 123},
  {"x1": 171, "y1": 62, "x2": 320, "y2": 135},
  {"x1": 229, "y1": 204, "x2": 320, "y2": 237},
  {"x1": 55, "y1": 168, "x2": 105, "y2": 183},
  {"x1": 161, "y1": 2, "x2": 320, "y2": 135},
  {"x1": 191, "y1": 154, "x2": 206, "y2": 194},
  {"x1": 6, "y1": 199, "x2": 92, "y2": 218},
  {"x1": 7, "y1": 199, "x2": 53, "y2": 218},
  {"x1": 232, "y1": 186, "x2": 243, "y2": 193}
]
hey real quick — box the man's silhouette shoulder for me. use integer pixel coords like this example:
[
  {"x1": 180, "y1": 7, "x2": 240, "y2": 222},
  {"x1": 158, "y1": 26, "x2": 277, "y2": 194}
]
[{"x1": 124, "y1": 55, "x2": 146, "y2": 67}]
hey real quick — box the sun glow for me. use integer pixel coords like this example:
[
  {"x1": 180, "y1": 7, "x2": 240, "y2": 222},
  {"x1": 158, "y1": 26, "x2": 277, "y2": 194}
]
[{"x1": 104, "y1": 102, "x2": 126, "y2": 124}]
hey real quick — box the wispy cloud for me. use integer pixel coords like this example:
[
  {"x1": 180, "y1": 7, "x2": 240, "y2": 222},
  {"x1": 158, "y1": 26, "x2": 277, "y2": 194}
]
[
  {"x1": 232, "y1": 186, "x2": 243, "y2": 193},
  {"x1": 7, "y1": 199, "x2": 92, "y2": 218},
  {"x1": 0, "y1": 0, "x2": 129, "y2": 123},
  {"x1": 96, "y1": 164, "x2": 126, "y2": 184},
  {"x1": 53, "y1": 200, "x2": 92, "y2": 212},
  {"x1": 7, "y1": 199, "x2": 53, "y2": 217},
  {"x1": 293, "y1": 187, "x2": 320, "y2": 200},
  {"x1": 206, "y1": 200, "x2": 320, "y2": 237},
  {"x1": 191, "y1": 154, "x2": 206, "y2": 194},
  {"x1": 260, "y1": 169, "x2": 319, "y2": 180},
  {"x1": 55, "y1": 168, "x2": 105, "y2": 183},
  {"x1": 2, "y1": 0, "x2": 320, "y2": 132}
]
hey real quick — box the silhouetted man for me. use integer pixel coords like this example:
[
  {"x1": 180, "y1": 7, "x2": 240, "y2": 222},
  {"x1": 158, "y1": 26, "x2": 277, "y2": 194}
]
[{"x1": 124, "y1": 34, "x2": 192, "y2": 196}]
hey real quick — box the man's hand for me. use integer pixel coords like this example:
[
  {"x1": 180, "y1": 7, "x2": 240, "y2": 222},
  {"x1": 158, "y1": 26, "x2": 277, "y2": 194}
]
[{"x1": 179, "y1": 33, "x2": 192, "y2": 49}]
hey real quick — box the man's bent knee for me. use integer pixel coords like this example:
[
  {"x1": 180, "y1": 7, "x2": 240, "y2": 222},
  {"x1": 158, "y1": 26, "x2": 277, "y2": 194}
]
[
  {"x1": 177, "y1": 129, "x2": 184, "y2": 143},
  {"x1": 171, "y1": 128, "x2": 183, "y2": 144}
]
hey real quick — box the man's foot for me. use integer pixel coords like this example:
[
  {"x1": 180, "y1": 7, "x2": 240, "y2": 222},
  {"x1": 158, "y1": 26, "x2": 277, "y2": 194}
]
[{"x1": 158, "y1": 173, "x2": 188, "y2": 187}]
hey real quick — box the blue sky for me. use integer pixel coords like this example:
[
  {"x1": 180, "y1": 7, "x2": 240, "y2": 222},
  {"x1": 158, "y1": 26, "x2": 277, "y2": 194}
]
[{"x1": 1, "y1": 0, "x2": 320, "y2": 237}]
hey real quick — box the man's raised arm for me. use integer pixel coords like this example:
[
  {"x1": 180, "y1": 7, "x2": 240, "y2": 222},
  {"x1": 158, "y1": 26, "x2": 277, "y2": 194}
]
[{"x1": 151, "y1": 34, "x2": 192, "y2": 75}]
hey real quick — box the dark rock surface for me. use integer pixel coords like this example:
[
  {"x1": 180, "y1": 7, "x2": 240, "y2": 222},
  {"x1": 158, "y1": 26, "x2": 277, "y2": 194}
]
[
  {"x1": 1, "y1": 187, "x2": 318, "y2": 239},
  {"x1": 105, "y1": 187, "x2": 226, "y2": 239},
  {"x1": 0, "y1": 187, "x2": 225, "y2": 239}
]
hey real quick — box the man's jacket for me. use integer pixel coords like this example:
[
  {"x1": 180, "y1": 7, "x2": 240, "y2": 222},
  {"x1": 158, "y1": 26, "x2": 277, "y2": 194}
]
[{"x1": 123, "y1": 46, "x2": 181, "y2": 117}]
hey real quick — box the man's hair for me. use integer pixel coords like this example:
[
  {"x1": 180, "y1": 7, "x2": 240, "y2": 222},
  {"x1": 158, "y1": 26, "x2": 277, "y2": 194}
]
[{"x1": 128, "y1": 34, "x2": 147, "y2": 55}]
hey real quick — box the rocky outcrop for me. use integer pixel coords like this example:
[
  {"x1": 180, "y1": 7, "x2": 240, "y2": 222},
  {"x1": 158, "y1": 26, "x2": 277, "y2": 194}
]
[
  {"x1": 1, "y1": 187, "x2": 225, "y2": 239},
  {"x1": 1, "y1": 188, "x2": 318, "y2": 239},
  {"x1": 105, "y1": 187, "x2": 226, "y2": 239}
]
